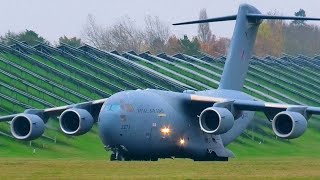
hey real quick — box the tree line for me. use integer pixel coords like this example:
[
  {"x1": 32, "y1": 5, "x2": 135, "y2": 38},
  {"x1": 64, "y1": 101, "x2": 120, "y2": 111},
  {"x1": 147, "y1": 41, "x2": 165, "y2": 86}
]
[
  {"x1": 255, "y1": 9, "x2": 320, "y2": 57},
  {"x1": 1, "y1": 9, "x2": 320, "y2": 57},
  {"x1": 0, "y1": 30, "x2": 82, "y2": 48},
  {"x1": 81, "y1": 13, "x2": 228, "y2": 56}
]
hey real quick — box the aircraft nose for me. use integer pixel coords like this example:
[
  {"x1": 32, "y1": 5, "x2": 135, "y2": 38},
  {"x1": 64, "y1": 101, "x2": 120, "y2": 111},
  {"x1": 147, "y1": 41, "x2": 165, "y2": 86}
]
[{"x1": 98, "y1": 110, "x2": 120, "y2": 145}]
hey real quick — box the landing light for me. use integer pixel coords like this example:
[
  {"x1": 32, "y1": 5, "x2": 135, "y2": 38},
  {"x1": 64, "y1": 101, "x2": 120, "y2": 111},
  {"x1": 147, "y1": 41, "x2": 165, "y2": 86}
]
[
  {"x1": 179, "y1": 138, "x2": 185, "y2": 146},
  {"x1": 160, "y1": 127, "x2": 171, "y2": 135}
]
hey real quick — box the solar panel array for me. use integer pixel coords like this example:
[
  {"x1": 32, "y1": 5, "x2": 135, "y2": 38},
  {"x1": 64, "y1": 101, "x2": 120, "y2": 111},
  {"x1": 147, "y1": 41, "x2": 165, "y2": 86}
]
[{"x1": 0, "y1": 40, "x2": 320, "y2": 152}]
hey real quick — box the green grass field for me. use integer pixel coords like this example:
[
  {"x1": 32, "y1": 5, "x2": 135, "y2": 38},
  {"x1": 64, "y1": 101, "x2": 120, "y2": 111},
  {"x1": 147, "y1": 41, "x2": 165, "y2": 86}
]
[
  {"x1": 1, "y1": 120, "x2": 320, "y2": 179},
  {"x1": 0, "y1": 157, "x2": 320, "y2": 179}
]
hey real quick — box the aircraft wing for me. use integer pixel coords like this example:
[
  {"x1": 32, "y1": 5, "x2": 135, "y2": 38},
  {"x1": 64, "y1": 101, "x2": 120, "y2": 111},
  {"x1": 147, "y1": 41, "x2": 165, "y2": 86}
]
[
  {"x1": 0, "y1": 98, "x2": 108, "y2": 122},
  {"x1": 190, "y1": 94, "x2": 320, "y2": 119}
]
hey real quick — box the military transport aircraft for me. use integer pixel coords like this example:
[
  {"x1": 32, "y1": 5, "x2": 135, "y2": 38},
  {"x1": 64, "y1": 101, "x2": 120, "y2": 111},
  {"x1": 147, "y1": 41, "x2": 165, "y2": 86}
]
[{"x1": 1, "y1": 4, "x2": 320, "y2": 161}]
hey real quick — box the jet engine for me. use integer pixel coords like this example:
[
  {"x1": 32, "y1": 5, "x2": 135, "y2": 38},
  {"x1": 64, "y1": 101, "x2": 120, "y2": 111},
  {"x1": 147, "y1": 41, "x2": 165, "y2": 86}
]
[
  {"x1": 199, "y1": 107, "x2": 234, "y2": 134},
  {"x1": 10, "y1": 114, "x2": 45, "y2": 140},
  {"x1": 59, "y1": 108, "x2": 94, "y2": 136},
  {"x1": 272, "y1": 111, "x2": 307, "y2": 139}
]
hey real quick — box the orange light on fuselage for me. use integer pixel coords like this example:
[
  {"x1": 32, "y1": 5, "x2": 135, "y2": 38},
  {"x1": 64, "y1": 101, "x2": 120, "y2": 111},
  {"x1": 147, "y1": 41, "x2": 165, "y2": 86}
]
[
  {"x1": 179, "y1": 138, "x2": 185, "y2": 146},
  {"x1": 160, "y1": 127, "x2": 171, "y2": 135}
]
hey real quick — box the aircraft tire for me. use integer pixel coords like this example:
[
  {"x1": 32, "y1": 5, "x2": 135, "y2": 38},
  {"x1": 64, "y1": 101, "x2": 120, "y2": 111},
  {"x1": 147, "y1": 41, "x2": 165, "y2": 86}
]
[
  {"x1": 193, "y1": 156, "x2": 229, "y2": 161},
  {"x1": 110, "y1": 153, "x2": 116, "y2": 161},
  {"x1": 117, "y1": 153, "x2": 125, "y2": 161},
  {"x1": 150, "y1": 157, "x2": 158, "y2": 161}
]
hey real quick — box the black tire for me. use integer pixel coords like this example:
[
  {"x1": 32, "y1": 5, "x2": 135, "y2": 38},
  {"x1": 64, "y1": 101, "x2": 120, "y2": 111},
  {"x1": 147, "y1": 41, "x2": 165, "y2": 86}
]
[
  {"x1": 193, "y1": 156, "x2": 229, "y2": 161},
  {"x1": 117, "y1": 153, "x2": 125, "y2": 161},
  {"x1": 150, "y1": 157, "x2": 158, "y2": 161},
  {"x1": 110, "y1": 153, "x2": 116, "y2": 161}
]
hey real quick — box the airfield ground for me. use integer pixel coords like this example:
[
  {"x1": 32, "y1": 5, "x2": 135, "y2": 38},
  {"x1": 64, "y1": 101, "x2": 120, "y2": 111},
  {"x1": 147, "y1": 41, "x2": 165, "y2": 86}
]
[
  {"x1": 1, "y1": 122, "x2": 320, "y2": 179},
  {"x1": 0, "y1": 157, "x2": 319, "y2": 179}
]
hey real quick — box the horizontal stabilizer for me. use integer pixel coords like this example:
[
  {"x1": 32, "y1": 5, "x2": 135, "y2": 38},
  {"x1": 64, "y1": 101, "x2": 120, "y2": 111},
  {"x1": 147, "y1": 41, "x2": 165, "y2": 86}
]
[
  {"x1": 247, "y1": 14, "x2": 320, "y2": 21},
  {"x1": 173, "y1": 14, "x2": 320, "y2": 25},
  {"x1": 173, "y1": 15, "x2": 237, "y2": 25}
]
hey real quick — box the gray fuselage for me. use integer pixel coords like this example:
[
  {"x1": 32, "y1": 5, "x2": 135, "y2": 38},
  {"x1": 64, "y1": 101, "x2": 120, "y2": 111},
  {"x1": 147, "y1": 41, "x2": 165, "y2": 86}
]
[{"x1": 98, "y1": 89, "x2": 254, "y2": 160}]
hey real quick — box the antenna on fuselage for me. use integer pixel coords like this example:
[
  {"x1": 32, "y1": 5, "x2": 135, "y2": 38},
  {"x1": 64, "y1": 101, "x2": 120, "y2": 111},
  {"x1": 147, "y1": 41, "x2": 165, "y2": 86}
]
[{"x1": 173, "y1": 4, "x2": 320, "y2": 91}]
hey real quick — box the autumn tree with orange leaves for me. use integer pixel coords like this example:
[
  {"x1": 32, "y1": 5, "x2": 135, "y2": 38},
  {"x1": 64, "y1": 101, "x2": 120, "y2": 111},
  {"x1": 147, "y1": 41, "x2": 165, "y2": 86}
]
[
  {"x1": 254, "y1": 20, "x2": 284, "y2": 57},
  {"x1": 197, "y1": 9, "x2": 230, "y2": 56}
]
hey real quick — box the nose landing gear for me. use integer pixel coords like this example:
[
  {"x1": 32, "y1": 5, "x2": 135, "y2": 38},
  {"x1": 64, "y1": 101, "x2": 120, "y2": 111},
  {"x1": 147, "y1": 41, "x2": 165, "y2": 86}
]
[
  {"x1": 110, "y1": 151, "x2": 125, "y2": 161},
  {"x1": 108, "y1": 145, "x2": 128, "y2": 161}
]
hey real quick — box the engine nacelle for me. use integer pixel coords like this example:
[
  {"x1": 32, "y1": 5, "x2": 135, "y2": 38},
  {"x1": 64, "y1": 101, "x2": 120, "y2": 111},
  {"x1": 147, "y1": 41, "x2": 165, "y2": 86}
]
[
  {"x1": 199, "y1": 107, "x2": 234, "y2": 134},
  {"x1": 59, "y1": 108, "x2": 94, "y2": 136},
  {"x1": 272, "y1": 111, "x2": 307, "y2": 139},
  {"x1": 10, "y1": 114, "x2": 45, "y2": 141}
]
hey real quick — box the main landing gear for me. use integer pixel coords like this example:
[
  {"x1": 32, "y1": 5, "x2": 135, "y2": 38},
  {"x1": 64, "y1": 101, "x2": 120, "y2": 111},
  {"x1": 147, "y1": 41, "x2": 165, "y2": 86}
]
[
  {"x1": 193, "y1": 156, "x2": 229, "y2": 161},
  {"x1": 108, "y1": 145, "x2": 159, "y2": 161},
  {"x1": 109, "y1": 150, "x2": 158, "y2": 161},
  {"x1": 109, "y1": 151, "x2": 159, "y2": 161}
]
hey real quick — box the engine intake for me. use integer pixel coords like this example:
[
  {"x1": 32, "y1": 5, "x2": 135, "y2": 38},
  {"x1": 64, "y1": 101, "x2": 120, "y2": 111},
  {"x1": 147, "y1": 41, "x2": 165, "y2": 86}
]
[
  {"x1": 10, "y1": 114, "x2": 45, "y2": 141},
  {"x1": 199, "y1": 107, "x2": 234, "y2": 134},
  {"x1": 272, "y1": 111, "x2": 307, "y2": 139},
  {"x1": 59, "y1": 108, "x2": 94, "y2": 136}
]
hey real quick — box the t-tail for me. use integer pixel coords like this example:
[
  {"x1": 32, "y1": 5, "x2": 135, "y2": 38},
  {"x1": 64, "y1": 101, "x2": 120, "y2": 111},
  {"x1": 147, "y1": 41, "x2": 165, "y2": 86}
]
[{"x1": 173, "y1": 4, "x2": 320, "y2": 91}]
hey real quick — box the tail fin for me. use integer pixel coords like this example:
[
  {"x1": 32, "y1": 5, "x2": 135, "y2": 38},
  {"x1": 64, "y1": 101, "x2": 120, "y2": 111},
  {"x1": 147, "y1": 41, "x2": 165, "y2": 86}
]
[{"x1": 173, "y1": 4, "x2": 320, "y2": 91}]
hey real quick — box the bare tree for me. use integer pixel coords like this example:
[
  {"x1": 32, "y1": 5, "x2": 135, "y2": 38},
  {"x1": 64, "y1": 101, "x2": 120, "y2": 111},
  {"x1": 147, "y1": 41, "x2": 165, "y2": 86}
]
[
  {"x1": 82, "y1": 14, "x2": 112, "y2": 50},
  {"x1": 144, "y1": 15, "x2": 170, "y2": 53},
  {"x1": 82, "y1": 15, "x2": 146, "y2": 52},
  {"x1": 198, "y1": 9, "x2": 213, "y2": 43},
  {"x1": 82, "y1": 14, "x2": 173, "y2": 53},
  {"x1": 110, "y1": 16, "x2": 145, "y2": 52}
]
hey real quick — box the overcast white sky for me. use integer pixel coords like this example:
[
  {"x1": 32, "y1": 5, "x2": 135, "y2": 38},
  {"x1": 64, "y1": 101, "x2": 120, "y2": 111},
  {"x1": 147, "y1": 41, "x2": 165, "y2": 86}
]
[{"x1": 1, "y1": 0, "x2": 320, "y2": 42}]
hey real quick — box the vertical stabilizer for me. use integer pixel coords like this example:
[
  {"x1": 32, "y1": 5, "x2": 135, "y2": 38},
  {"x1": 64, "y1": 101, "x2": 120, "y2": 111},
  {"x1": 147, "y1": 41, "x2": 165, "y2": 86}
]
[
  {"x1": 218, "y1": 4, "x2": 261, "y2": 91},
  {"x1": 173, "y1": 4, "x2": 320, "y2": 91}
]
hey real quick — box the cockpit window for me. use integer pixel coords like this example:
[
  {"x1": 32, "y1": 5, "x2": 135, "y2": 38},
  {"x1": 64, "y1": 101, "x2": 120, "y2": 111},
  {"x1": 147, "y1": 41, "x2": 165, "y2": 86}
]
[
  {"x1": 105, "y1": 104, "x2": 121, "y2": 112},
  {"x1": 104, "y1": 105, "x2": 111, "y2": 111},
  {"x1": 110, "y1": 104, "x2": 121, "y2": 111},
  {"x1": 105, "y1": 104, "x2": 134, "y2": 112}
]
